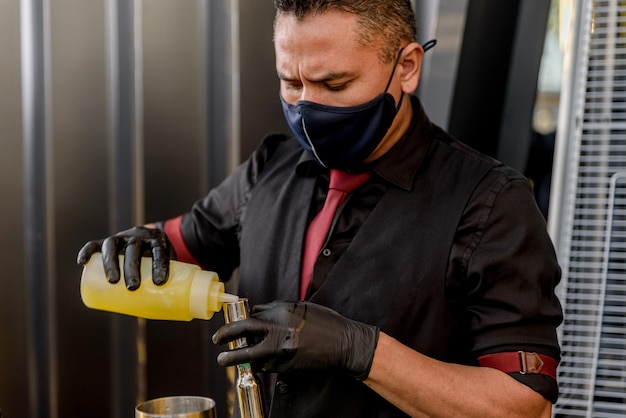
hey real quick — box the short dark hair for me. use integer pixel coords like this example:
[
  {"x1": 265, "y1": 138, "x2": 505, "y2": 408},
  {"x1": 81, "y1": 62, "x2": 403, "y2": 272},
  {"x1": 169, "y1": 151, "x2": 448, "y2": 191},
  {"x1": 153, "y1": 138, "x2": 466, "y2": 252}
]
[{"x1": 274, "y1": 0, "x2": 417, "y2": 63}]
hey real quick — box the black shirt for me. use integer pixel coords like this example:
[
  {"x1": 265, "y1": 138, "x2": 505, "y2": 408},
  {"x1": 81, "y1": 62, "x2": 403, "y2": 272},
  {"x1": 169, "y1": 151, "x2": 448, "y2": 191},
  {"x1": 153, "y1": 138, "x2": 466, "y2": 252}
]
[{"x1": 166, "y1": 96, "x2": 563, "y2": 417}]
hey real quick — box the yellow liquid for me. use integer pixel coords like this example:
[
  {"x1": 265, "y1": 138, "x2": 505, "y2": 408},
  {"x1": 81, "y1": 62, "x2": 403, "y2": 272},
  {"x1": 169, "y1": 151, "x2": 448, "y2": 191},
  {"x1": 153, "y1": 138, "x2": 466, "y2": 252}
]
[{"x1": 81, "y1": 254, "x2": 220, "y2": 321}]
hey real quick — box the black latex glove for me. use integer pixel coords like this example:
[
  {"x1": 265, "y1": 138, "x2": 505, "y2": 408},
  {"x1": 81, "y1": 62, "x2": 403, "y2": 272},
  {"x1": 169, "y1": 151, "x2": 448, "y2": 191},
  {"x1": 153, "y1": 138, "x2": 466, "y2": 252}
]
[
  {"x1": 212, "y1": 301, "x2": 380, "y2": 380},
  {"x1": 76, "y1": 226, "x2": 172, "y2": 290}
]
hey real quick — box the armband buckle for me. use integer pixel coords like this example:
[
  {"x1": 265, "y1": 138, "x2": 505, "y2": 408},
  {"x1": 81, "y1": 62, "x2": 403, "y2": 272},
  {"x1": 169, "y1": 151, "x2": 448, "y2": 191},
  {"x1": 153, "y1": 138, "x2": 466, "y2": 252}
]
[{"x1": 518, "y1": 351, "x2": 544, "y2": 375}]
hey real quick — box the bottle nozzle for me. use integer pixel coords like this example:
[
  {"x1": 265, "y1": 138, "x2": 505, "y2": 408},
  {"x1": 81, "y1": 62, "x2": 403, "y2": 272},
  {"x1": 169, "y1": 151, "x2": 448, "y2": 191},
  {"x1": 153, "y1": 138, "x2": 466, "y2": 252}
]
[{"x1": 219, "y1": 293, "x2": 240, "y2": 304}]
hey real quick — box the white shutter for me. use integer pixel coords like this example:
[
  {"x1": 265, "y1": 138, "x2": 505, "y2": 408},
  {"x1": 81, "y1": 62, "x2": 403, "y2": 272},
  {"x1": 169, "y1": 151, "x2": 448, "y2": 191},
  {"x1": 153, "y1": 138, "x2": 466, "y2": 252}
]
[{"x1": 550, "y1": 0, "x2": 626, "y2": 417}]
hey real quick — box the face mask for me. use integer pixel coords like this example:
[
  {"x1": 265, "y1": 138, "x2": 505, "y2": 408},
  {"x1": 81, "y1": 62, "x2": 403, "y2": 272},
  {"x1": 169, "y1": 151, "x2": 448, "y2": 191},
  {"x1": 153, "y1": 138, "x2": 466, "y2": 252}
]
[{"x1": 280, "y1": 50, "x2": 404, "y2": 171}]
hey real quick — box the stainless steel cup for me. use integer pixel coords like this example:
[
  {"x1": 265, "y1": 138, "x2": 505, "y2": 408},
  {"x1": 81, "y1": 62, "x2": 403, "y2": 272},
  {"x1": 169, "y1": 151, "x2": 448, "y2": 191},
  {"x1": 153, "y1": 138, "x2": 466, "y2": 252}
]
[{"x1": 135, "y1": 396, "x2": 216, "y2": 418}]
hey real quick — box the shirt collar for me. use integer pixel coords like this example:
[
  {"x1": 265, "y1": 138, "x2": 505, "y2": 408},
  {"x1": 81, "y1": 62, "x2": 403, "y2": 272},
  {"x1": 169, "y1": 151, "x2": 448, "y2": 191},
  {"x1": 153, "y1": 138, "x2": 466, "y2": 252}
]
[{"x1": 370, "y1": 95, "x2": 433, "y2": 191}]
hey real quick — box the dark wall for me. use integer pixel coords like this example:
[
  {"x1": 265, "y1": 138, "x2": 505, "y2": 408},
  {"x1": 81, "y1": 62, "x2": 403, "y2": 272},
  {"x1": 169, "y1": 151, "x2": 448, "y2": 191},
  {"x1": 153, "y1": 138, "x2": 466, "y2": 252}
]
[
  {"x1": 0, "y1": 0, "x2": 28, "y2": 415},
  {"x1": 0, "y1": 1, "x2": 286, "y2": 417},
  {"x1": 448, "y1": 0, "x2": 551, "y2": 172}
]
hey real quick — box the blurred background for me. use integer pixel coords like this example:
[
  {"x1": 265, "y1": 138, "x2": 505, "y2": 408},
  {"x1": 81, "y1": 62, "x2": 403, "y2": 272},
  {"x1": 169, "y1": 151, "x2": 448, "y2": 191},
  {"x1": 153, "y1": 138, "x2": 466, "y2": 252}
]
[{"x1": 1, "y1": 0, "x2": 624, "y2": 417}]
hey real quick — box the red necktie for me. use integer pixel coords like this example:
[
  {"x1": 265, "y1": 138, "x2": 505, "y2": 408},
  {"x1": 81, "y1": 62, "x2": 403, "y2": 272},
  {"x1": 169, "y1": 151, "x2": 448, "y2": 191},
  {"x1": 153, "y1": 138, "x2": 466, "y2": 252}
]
[{"x1": 300, "y1": 169, "x2": 370, "y2": 300}]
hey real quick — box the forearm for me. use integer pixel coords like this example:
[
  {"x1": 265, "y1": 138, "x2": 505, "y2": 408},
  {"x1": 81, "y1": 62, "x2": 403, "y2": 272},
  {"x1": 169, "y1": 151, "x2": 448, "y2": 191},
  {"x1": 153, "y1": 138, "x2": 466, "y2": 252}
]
[{"x1": 364, "y1": 333, "x2": 552, "y2": 418}]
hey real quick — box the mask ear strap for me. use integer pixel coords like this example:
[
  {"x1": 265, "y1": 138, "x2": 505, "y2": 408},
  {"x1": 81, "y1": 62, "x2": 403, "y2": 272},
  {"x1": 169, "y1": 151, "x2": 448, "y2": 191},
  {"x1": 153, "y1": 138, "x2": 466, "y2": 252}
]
[
  {"x1": 383, "y1": 48, "x2": 405, "y2": 92},
  {"x1": 422, "y1": 39, "x2": 437, "y2": 53},
  {"x1": 384, "y1": 40, "x2": 436, "y2": 93},
  {"x1": 393, "y1": 90, "x2": 405, "y2": 114}
]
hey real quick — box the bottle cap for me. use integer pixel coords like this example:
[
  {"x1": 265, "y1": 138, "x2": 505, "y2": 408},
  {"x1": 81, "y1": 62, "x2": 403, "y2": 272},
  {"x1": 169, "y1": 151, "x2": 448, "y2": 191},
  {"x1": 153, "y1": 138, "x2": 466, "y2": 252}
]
[
  {"x1": 189, "y1": 270, "x2": 238, "y2": 319},
  {"x1": 219, "y1": 293, "x2": 239, "y2": 303}
]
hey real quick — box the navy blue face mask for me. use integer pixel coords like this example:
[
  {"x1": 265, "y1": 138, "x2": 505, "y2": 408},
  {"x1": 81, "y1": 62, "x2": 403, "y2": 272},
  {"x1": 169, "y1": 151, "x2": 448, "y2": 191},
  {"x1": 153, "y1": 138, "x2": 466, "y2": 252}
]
[{"x1": 280, "y1": 49, "x2": 405, "y2": 171}]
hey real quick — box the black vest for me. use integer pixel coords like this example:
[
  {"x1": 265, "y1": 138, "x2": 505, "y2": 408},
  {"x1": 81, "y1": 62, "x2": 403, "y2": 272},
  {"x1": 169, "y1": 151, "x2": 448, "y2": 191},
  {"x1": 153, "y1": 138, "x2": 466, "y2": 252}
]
[{"x1": 237, "y1": 130, "x2": 497, "y2": 417}]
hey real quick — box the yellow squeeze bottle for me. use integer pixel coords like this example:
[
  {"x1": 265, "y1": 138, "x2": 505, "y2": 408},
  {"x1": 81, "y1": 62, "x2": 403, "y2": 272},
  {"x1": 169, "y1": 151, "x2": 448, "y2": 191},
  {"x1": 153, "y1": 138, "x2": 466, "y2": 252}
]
[{"x1": 81, "y1": 253, "x2": 238, "y2": 321}]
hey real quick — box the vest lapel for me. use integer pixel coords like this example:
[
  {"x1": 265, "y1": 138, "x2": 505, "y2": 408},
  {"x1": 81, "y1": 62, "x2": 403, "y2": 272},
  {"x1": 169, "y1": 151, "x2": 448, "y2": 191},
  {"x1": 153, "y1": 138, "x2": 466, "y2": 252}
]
[{"x1": 239, "y1": 167, "x2": 316, "y2": 305}]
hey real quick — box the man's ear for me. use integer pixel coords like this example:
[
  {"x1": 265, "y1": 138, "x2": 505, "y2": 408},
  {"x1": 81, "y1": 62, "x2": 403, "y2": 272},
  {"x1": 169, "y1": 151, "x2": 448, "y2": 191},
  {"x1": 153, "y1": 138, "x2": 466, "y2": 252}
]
[{"x1": 399, "y1": 42, "x2": 424, "y2": 94}]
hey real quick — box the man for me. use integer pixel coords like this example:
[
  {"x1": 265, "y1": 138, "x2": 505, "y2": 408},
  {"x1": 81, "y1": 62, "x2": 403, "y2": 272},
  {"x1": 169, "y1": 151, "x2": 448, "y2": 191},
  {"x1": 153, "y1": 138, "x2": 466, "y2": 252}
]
[{"x1": 78, "y1": 1, "x2": 563, "y2": 416}]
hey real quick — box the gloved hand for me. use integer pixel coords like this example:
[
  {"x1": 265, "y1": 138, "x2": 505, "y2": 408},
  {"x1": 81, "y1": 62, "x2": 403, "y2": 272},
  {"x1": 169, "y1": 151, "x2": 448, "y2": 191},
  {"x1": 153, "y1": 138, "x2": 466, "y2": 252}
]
[
  {"x1": 212, "y1": 301, "x2": 379, "y2": 380},
  {"x1": 76, "y1": 226, "x2": 173, "y2": 290}
]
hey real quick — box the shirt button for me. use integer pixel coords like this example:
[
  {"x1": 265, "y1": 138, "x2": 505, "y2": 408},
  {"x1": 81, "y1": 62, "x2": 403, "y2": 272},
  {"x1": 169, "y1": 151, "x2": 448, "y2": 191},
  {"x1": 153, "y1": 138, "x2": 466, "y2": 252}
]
[
  {"x1": 275, "y1": 380, "x2": 288, "y2": 394},
  {"x1": 322, "y1": 248, "x2": 332, "y2": 257}
]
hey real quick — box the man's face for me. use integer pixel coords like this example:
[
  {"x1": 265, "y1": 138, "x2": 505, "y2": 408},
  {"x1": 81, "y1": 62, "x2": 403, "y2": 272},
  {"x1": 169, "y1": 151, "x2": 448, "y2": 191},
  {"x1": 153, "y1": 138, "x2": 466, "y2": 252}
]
[{"x1": 274, "y1": 10, "x2": 400, "y2": 108}]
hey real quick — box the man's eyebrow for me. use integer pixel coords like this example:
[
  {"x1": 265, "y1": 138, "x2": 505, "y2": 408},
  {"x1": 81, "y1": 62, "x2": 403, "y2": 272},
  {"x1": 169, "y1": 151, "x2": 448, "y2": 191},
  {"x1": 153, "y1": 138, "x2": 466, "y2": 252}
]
[
  {"x1": 277, "y1": 71, "x2": 297, "y2": 82},
  {"x1": 277, "y1": 71, "x2": 355, "y2": 83}
]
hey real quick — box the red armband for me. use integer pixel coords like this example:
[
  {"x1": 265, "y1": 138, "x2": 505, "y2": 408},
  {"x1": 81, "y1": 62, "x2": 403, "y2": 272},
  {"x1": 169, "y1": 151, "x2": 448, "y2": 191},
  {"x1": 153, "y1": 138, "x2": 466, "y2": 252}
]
[
  {"x1": 164, "y1": 215, "x2": 199, "y2": 265},
  {"x1": 477, "y1": 351, "x2": 558, "y2": 380}
]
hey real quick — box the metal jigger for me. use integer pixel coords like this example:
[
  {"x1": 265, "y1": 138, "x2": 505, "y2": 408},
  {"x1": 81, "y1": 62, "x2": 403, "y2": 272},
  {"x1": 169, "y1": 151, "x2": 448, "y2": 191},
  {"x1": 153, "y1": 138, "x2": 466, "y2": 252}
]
[
  {"x1": 135, "y1": 396, "x2": 216, "y2": 417},
  {"x1": 223, "y1": 299, "x2": 265, "y2": 418}
]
